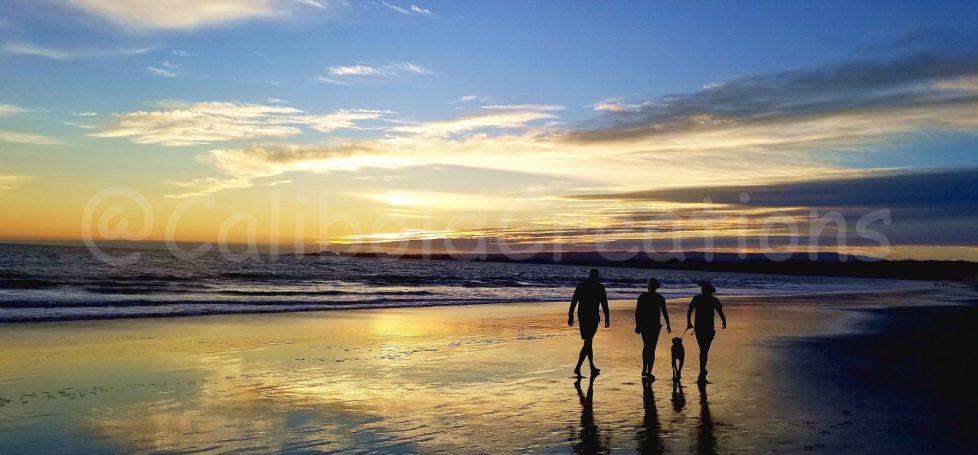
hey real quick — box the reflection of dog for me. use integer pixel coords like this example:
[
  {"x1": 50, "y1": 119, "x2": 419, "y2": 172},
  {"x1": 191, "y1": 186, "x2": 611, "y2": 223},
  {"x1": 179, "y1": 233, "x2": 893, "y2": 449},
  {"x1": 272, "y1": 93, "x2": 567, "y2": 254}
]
[{"x1": 671, "y1": 337, "x2": 685, "y2": 380}]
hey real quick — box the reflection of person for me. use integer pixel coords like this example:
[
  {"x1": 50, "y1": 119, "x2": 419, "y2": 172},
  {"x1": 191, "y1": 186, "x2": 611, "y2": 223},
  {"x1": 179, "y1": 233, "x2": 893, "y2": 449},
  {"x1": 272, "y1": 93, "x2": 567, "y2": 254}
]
[
  {"x1": 696, "y1": 381, "x2": 717, "y2": 455},
  {"x1": 686, "y1": 282, "x2": 727, "y2": 383},
  {"x1": 636, "y1": 378, "x2": 665, "y2": 453},
  {"x1": 572, "y1": 376, "x2": 609, "y2": 454},
  {"x1": 569, "y1": 269, "x2": 610, "y2": 377},
  {"x1": 635, "y1": 277, "x2": 671, "y2": 379}
]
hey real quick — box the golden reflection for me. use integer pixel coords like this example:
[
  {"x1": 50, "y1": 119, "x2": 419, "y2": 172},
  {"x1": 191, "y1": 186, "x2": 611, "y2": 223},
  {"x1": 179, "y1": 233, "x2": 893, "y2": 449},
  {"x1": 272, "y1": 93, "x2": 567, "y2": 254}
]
[{"x1": 0, "y1": 299, "x2": 890, "y2": 453}]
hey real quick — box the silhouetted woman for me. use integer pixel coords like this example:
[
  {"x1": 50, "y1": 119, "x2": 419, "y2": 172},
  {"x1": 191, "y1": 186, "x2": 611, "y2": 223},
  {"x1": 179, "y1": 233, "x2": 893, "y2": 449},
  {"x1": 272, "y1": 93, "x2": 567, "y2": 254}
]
[
  {"x1": 635, "y1": 277, "x2": 670, "y2": 379},
  {"x1": 686, "y1": 282, "x2": 726, "y2": 383}
]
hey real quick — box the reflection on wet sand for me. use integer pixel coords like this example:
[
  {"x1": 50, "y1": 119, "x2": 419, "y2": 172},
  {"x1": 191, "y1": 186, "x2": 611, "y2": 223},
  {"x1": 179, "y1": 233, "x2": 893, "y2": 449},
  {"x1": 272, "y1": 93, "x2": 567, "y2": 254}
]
[
  {"x1": 672, "y1": 379, "x2": 686, "y2": 413},
  {"x1": 0, "y1": 291, "x2": 962, "y2": 453},
  {"x1": 696, "y1": 382, "x2": 718, "y2": 455},
  {"x1": 571, "y1": 375, "x2": 610, "y2": 454},
  {"x1": 636, "y1": 378, "x2": 665, "y2": 454}
]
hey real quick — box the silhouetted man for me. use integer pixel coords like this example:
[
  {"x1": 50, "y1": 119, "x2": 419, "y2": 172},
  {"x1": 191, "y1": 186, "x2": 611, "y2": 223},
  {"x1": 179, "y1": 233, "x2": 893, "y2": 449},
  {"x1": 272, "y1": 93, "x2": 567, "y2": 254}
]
[
  {"x1": 686, "y1": 282, "x2": 726, "y2": 383},
  {"x1": 635, "y1": 277, "x2": 671, "y2": 379},
  {"x1": 569, "y1": 268, "x2": 610, "y2": 377}
]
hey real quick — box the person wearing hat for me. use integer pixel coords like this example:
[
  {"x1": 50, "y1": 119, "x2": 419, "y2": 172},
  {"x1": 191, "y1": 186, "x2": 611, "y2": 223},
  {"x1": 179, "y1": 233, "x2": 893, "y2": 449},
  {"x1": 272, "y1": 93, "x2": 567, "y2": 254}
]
[
  {"x1": 569, "y1": 268, "x2": 610, "y2": 377},
  {"x1": 635, "y1": 277, "x2": 671, "y2": 379},
  {"x1": 686, "y1": 281, "x2": 727, "y2": 383}
]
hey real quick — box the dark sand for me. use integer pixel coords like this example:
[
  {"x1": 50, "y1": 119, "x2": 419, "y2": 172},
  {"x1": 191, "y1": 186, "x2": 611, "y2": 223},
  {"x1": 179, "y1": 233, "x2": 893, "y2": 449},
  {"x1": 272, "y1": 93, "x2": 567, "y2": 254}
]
[{"x1": 0, "y1": 285, "x2": 975, "y2": 453}]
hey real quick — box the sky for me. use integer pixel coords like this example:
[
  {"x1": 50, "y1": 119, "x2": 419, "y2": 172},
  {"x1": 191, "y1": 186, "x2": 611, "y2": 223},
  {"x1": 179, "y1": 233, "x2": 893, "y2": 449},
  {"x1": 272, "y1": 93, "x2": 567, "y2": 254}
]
[{"x1": 1, "y1": 0, "x2": 978, "y2": 260}]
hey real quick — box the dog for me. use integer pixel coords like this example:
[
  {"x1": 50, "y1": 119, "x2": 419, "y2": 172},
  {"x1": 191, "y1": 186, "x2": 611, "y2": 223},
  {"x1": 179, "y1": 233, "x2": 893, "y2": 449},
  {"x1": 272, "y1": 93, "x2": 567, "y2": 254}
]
[{"x1": 671, "y1": 337, "x2": 685, "y2": 381}]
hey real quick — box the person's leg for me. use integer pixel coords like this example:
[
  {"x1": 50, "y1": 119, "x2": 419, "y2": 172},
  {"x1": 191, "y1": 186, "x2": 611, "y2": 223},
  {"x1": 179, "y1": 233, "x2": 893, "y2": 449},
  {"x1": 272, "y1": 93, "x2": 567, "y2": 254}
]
[
  {"x1": 575, "y1": 339, "x2": 588, "y2": 375},
  {"x1": 585, "y1": 337, "x2": 597, "y2": 370},
  {"x1": 641, "y1": 332, "x2": 652, "y2": 374},
  {"x1": 697, "y1": 331, "x2": 715, "y2": 379},
  {"x1": 648, "y1": 328, "x2": 661, "y2": 372}
]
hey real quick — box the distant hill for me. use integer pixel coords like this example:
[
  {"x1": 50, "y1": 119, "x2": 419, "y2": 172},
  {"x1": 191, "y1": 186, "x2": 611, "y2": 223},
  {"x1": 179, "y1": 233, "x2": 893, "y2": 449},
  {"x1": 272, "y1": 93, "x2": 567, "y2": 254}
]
[{"x1": 337, "y1": 251, "x2": 978, "y2": 282}]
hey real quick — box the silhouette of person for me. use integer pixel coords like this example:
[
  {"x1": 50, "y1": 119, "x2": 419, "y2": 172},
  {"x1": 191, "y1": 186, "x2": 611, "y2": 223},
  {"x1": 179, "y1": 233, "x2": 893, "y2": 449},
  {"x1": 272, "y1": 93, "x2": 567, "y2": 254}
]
[
  {"x1": 636, "y1": 378, "x2": 665, "y2": 454},
  {"x1": 571, "y1": 375, "x2": 610, "y2": 454},
  {"x1": 635, "y1": 277, "x2": 671, "y2": 379},
  {"x1": 568, "y1": 268, "x2": 610, "y2": 377},
  {"x1": 686, "y1": 282, "x2": 726, "y2": 383}
]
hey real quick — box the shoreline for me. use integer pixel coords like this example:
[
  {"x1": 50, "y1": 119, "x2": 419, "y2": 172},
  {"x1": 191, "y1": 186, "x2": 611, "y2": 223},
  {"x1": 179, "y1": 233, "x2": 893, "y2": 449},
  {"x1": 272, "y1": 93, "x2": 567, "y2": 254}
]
[{"x1": 0, "y1": 280, "x2": 935, "y2": 325}]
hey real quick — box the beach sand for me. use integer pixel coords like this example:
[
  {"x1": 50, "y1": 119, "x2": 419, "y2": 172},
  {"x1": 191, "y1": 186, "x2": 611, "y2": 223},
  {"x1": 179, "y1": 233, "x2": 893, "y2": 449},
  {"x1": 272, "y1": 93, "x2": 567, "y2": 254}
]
[{"x1": 1, "y1": 286, "x2": 976, "y2": 453}]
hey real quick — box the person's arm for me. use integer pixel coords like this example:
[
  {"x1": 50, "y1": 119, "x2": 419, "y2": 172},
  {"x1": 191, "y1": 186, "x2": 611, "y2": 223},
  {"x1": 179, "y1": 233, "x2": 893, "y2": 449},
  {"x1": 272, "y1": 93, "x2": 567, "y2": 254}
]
[
  {"x1": 717, "y1": 299, "x2": 727, "y2": 329},
  {"x1": 568, "y1": 286, "x2": 579, "y2": 326},
  {"x1": 601, "y1": 286, "x2": 610, "y2": 328},
  {"x1": 660, "y1": 295, "x2": 671, "y2": 333},
  {"x1": 686, "y1": 299, "x2": 695, "y2": 329}
]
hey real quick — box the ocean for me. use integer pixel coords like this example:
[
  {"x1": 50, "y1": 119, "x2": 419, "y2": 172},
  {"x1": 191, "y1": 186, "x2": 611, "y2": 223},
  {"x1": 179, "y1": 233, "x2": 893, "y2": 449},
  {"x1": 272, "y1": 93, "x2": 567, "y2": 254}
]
[{"x1": 0, "y1": 243, "x2": 922, "y2": 322}]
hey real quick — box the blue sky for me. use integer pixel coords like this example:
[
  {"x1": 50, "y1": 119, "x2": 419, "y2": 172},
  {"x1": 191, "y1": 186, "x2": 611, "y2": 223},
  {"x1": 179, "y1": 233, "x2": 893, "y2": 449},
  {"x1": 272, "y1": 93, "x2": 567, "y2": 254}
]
[{"x1": 1, "y1": 1, "x2": 978, "y2": 259}]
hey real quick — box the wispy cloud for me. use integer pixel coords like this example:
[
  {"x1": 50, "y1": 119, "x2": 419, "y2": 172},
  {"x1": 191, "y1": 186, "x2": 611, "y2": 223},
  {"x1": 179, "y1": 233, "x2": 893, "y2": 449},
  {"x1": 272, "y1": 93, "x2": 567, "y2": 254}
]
[
  {"x1": 92, "y1": 101, "x2": 385, "y2": 146},
  {"x1": 382, "y1": 2, "x2": 432, "y2": 16},
  {"x1": 0, "y1": 129, "x2": 63, "y2": 145},
  {"x1": 2, "y1": 41, "x2": 160, "y2": 60},
  {"x1": 146, "y1": 66, "x2": 177, "y2": 78},
  {"x1": 317, "y1": 76, "x2": 350, "y2": 85},
  {"x1": 65, "y1": 0, "x2": 283, "y2": 30},
  {"x1": 0, "y1": 104, "x2": 26, "y2": 115},
  {"x1": 295, "y1": 0, "x2": 329, "y2": 10},
  {"x1": 325, "y1": 62, "x2": 432, "y2": 80},
  {"x1": 0, "y1": 175, "x2": 33, "y2": 193},
  {"x1": 147, "y1": 60, "x2": 179, "y2": 77},
  {"x1": 328, "y1": 64, "x2": 385, "y2": 76},
  {"x1": 589, "y1": 98, "x2": 653, "y2": 113},
  {"x1": 451, "y1": 95, "x2": 489, "y2": 104},
  {"x1": 410, "y1": 5, "x2": 432, "y2": 15}
]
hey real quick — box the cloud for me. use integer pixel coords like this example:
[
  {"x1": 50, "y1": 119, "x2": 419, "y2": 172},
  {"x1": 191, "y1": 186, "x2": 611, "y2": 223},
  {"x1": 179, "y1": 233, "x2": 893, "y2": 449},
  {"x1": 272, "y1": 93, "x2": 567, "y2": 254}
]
[
  {"x1": 565, "y1": 168, "x2": 978, "y2": 213},
  {"x1": 0, "y1": 175, "x2": 33, "y2": 193},
  {"x1": 0, "y1": 104, "x2": 26, "y2": 115},
  {"x1": 564, "y1": 168, "x2": 978, "y2": 248},
  {"x1": 2, "y1": 41, "x2": 160, "y2": 60},
  {"x1": 92, "y1": 101, "x2": 384, "y2": 146},
  {"x1": 322, "y1": 62, "x2": 431, "y2": 81},
  {"x1": 410, "y1": 5, "x2": 432, "y2": 15},
  {"x1": 382, "y1": 2, "x2": 432, "y2": 16},
  {"x1": 317, "y1": 76, "x2": 349, "y2": 85},
  {"x1": 328, "y1": 65, "x2": 385, "y2": 76},
  {"x1": 295, "y1": 0, "x2": 329, "y2": 9},
  {"x1": 0, "y1": 130, "x2": 63, "y2": 145},
  {"x1": 386, "y1": 61, "x2": 431, "y2": 74},
  {"x1": 452, "y1": 95, "x2": 489, "y2": 104},
  {"x1": 65, "y1": 0, "x2": 288, "y2": 30},
  {"x1": 566, "y1": 51, "x2": 978, "y2": 153},
  {"x1": 390, "y1": 108, "x2": 558, "y2": 137},
  {"x1": 589, "y1": 99, "x2": 653, "y2": 113},
  {"x1": 146, "y1": 66, "x2": 177, "y2": 78},
  {"x1": 170, "y1": 50, "x2": 978, "y2": 206}
]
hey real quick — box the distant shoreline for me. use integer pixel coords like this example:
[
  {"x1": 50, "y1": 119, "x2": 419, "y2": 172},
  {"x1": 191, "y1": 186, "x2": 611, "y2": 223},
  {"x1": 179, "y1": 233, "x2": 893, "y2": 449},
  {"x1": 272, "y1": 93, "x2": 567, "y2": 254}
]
[
  {"x1": 343, "y1": 251, "x2": 978, "y2": 282},
  {"x1": 0, "y1": 286, "x2": 934, "y2": 324}
]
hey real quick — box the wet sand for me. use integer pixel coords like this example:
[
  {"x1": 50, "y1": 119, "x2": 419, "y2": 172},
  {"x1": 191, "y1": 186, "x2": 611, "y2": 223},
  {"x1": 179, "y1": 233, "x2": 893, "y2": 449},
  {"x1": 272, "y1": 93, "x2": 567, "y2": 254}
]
[{"x1": 0, "y1": 286, "x2": 975, "y2": 453}]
